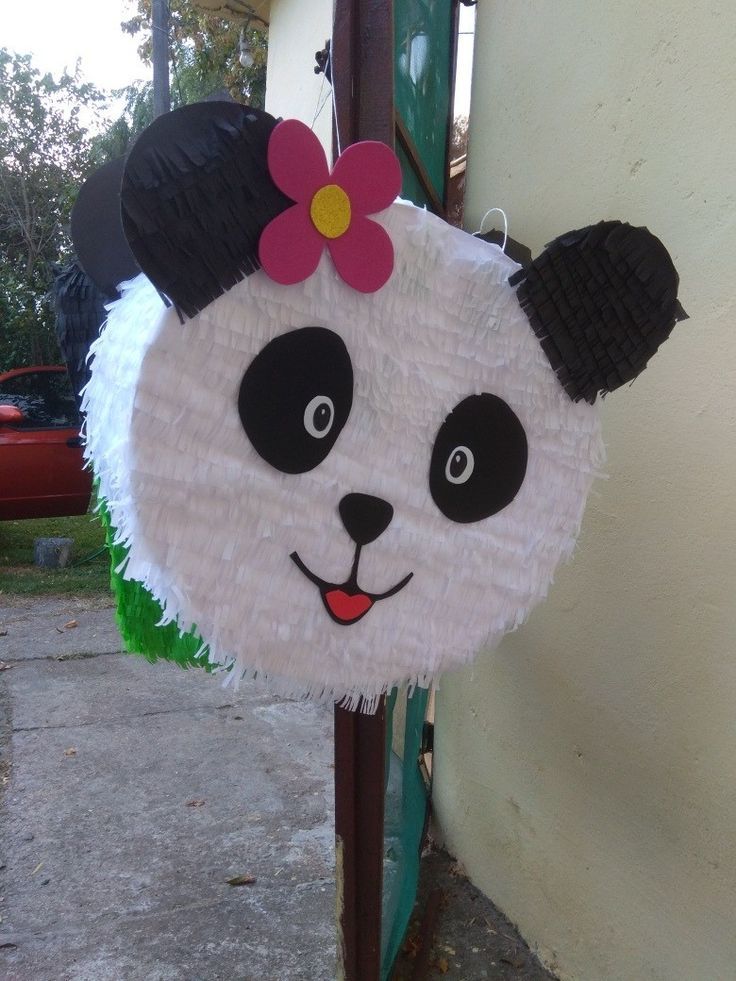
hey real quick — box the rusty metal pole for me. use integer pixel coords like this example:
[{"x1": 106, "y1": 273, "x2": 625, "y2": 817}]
[{"x1": 331, "y1": 3, "x2": 395, "y2": 979}]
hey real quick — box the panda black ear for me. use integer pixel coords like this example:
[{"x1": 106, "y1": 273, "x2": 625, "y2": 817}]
[
  {"x1": 70, "y1": 156, "x2": 140, "y2": 299},
  {"x1": 509, "y1": 221, "x2": 687, "y2": 403},
  {"x1": 120, "y1": 102, "x2": 292, "y2": 319}
]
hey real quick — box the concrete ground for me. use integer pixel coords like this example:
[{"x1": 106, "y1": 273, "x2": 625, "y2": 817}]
[
  {"x1": 0, "y1": 596, "x2": 555, "y2": 981},
  {"x1": 0, "y1": 596, "x2": 335, "y2": 981}
]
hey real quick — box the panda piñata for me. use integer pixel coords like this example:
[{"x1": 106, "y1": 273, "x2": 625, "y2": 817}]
[{"x1": 75, "y1": 103, "x2": 686, "y2": 711}]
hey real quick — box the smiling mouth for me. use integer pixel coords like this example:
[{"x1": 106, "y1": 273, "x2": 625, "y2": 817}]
[{"x1": 290, "y1": 546, "x2": 413, "y2": 626}]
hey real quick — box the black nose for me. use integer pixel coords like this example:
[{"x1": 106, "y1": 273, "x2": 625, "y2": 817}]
[{"x1": 339, "y1": 493, "x2": 394, "y2": 546}]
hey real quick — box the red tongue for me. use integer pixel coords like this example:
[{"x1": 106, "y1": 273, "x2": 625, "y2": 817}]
[{"x1": 324, "y1": 589, "x2": 373, "y2": 623}]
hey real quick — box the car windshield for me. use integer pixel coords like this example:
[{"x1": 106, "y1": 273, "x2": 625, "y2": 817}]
[{"x1": 0, "y1": 371, "x2": 81, "y2": 429}]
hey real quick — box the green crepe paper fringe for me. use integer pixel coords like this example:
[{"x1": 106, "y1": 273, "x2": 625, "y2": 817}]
[{"x1": 96, "y1": 490, "x2": 212, "y2": 671}]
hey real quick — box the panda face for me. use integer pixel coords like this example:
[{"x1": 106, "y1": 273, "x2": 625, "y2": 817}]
[
  {"x1": 78, "y1": 104, "x2": 683, "y2": 707},
  {"x1": 87, "y1": 202, "x2": 604, "y2": 704}
]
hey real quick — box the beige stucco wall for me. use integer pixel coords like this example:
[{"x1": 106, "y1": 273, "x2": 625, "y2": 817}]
[
  {"x1": 433, "y1": 3, "x2": 736, "y2": 979},
  {"x1": 265, "y1": 0, "x2": 333, "y2": 149}
]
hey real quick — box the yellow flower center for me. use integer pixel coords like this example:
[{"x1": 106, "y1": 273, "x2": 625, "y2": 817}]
[{"x1": 310, "y1": 184, "x2": 351, "y2": 239}]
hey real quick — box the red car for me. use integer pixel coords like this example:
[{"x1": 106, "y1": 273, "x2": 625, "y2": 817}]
[{"x1": 0, "y1": 365, "x2": 93, "y2": 520}]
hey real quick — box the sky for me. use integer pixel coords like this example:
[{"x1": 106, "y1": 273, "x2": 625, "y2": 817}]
[
  {"x1": 2, "y1": 0, "x2": 147, "y2": 91},
  {"x1": 454, "y1": 3, "x2": 475, "y2": 118}
]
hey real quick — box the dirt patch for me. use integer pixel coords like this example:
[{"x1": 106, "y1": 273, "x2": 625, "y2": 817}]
[
  {"x1": 0, "y1": 592, "x2": 113, "y2": 612},
  {"x1": 392, "y1": 849, "x2": 557, "y2": 980}
]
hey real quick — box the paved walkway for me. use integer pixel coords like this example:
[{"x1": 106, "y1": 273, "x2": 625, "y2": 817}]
[
  {"x1": 0, "y1": 596, "x2": 556, "y2": 981},
  {"x1": 0, "y1": 597, "x2": 335, "y2": 981}
]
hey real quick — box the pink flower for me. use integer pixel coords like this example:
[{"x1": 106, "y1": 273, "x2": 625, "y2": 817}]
[{"x1": 259, "y1": 119, "x2": 402, "y2": 294}]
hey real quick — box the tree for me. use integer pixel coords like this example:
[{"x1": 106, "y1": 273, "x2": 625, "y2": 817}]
[
  {"x1": 0, "y1": 50, "x2": 104, "y2": 369},
  {"x1": 90, "y1": 81, "x2": 156, "y2": 168},
  {"x1": 123, "y1": 1, "x2": 267, "y2": 105},
  {"x1": 92, "y1": 3, "x2": 268, "y2": 168}
]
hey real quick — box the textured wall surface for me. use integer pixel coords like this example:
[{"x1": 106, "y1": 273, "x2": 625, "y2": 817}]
[
  {"x1": 265, "y1": 0, "x2": 333, "y2": 150},
  {"x1": 434, "y1": 3, "x2": 736, "y2": 979}
]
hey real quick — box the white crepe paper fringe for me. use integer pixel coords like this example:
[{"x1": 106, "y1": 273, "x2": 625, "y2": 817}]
[{"x1": 84, "y1": 202, "x2": 605, "y2": 710}]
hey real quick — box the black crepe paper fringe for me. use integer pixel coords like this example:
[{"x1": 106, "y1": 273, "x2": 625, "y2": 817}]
[
  {"x1": 53, "y1": 261, "x2": 111, "y2": 408},
  {"x1": 121, "y1": 103, "x2": 293, "y2": 320},
  {"x1": 509, "y1": 221, "x2": 687, "y2": 403}
]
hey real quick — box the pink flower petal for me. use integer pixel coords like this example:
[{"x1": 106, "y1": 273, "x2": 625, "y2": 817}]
[
  {"x1": 327, "y1": 216, "x2": 394, "y2": 293},
  {"x1": 259, "y1": 205, "x2": 324, "y2": 285},
  {"x1": 267, "y1": 119, "x2": 330, "y2": 203},
  {"x1": 332, "y1": 141, "x2": 402, "y2": 215}
]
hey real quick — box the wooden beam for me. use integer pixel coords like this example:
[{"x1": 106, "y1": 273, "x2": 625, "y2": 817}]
[
  {"x1": 332, "y1": 0, "x2": 395, "y2": 148},
  {"x1": 334, "y1": 700, "x2": 388, "y2": 978},
  {"x1": 394, "y1": 112, "x2": 446, "y2": 217},
  {"x1": 331, "y1": 4, "x2": 394, "y2": 979}
]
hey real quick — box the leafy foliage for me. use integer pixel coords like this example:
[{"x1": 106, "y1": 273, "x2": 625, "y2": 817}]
[
  {"x1": 93, "y1": 0, "x2": 268, "y2": 167},
  {"x1": 1, "y1": 8, "x2": 269, "y2": 369},
  {"x1": 122, "y1": 0, "x2": 267, "y2": 105},
  {"x1": 0, "y1": 50, "x2": 104, "y2": 370}
]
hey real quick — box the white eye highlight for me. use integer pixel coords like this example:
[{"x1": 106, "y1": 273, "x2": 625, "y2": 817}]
[
  {"x1": 445, "y1": 445, "x2": 474, "y2": 484},
  {"x1": 303, "y1": 395, "x2": 335, "y2": 439}
]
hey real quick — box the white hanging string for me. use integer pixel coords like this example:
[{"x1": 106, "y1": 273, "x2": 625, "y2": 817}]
[
  {"x1": 310, "y1": 54, "x2": 329, "y2": 130},
  {"x1": 329, "y1": 35, "x2": 342, "y2": 157},
  {"x1": 310, "y1": 30, "x2": 342, "y2": 156},
  {"x1": 476, "y1": 207, "x2": 509, "y2": 252}
]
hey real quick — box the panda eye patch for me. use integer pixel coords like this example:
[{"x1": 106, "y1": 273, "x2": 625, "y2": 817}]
[
  {"x1": 430, "y1": 394, "x2": 528, "y2": 523},
  {"x1": 239, "y1": 326, "x2": 353, "y2": 474}
]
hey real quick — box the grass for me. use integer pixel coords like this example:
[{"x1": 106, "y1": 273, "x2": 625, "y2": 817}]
[{"x1": 0, "y1": 510, "x2": 111, "y2": 596}]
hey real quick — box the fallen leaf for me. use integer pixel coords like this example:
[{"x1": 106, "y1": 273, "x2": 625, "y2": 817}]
[
  {"x1": 185, "y1": 798, "x2": 205, "y2": 808},
  {"x1": 31, "y1": 862, "x2": 43, "y2": 876},
  {"x1": 226, "y1": 874, "x2": 256, "y2": 886},
  {"x1": 63, "y1": 620, "x2": 78, "y2": 630},
  {"x1": 501, "y1": 954, "x2": 526, "y2": 969},
  {"x1": 64, "y1": 748, "x2": 77, "y2": 758},
  {"x1": 435, "y1": 956, "x2": 449, "y2": 974}
]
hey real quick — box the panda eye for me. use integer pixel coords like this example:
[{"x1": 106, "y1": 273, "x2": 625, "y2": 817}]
[
  {"x1": 430, "y1": 394, "x2": 528, "y2": 523},
  {"x1": 238, "y1": 327, "x2": 353, "y2": 474},
  {"x1": 303, "y1": 395, "x2": 335, "y2": 439}
]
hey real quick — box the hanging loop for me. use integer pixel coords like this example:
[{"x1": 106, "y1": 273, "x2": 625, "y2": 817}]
[{"x1": 477, "y1": 207, "x2": 509, "y2": 253}]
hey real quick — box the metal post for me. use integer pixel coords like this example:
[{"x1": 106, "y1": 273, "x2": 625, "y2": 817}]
[
  {"x1": 152, "y1": 0, "x2": 171, "y2": 118},
  {"x1": 331, "y1": 4, "x2": 394, "y2": 978}
]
